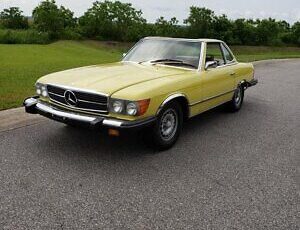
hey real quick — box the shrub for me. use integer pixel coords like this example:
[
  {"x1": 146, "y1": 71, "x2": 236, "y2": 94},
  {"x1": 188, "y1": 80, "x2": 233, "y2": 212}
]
[
  {"x1": 0, "y1": 29, "x2": 50, "y2": 44},
  {"x1": 60, "y1": 28, "x2": 82, "y2": 40}
]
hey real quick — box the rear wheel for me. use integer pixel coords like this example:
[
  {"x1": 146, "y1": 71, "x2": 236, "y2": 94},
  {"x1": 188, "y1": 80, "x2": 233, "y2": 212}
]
[
  {"x1": 226, "y1": 85, "x2": 244, "y2": 112},
  {"x1": 149, "y1": 101, "x2": 183, "y2": 151}
]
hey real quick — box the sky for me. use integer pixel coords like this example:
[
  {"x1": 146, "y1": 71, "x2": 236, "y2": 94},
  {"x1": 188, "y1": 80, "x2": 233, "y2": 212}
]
[{"x1": 1, "y1": 0, "x2": 299, "y2": 24}]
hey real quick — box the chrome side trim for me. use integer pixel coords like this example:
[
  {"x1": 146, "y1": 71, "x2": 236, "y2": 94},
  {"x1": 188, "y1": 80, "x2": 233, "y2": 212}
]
[
  {"x1": 215, "y1": 62, "x2": 238, "y2": 69},
  {"x1": 36, "y1": 103, "x2": 96, "y2": 122},
  {"x1": 189, "y1": 89, "x2": 235, "y2": 106}
]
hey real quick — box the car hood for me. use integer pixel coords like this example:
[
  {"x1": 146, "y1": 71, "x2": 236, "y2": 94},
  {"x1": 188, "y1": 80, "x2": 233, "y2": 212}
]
[{"x1": 38, "y1": 62, "x2": 188, "y2": 95}]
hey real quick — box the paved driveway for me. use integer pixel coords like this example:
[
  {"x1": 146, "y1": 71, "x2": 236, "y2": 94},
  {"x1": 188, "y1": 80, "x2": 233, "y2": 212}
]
[{"x1": 0, "y1": 60, "x2": 299, "y2": 229}]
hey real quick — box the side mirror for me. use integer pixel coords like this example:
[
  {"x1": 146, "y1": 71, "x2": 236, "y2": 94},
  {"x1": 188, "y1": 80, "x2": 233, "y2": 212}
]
[
  {"x1": 122, "y1": 53, "x2": 127, "y2": 58},
  {"x1": 205, "y1": 61, "x2": 218, "y2": 70}
]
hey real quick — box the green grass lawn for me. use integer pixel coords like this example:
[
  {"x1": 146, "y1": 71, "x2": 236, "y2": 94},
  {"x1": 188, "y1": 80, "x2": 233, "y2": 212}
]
[
  {"x1": 0, "y1": 41, "x2": 124, "y2": 110},
  {"x1": 232, "y1": 46, "x2": 300, "y2": 62},
  {"x1": 0, "y1": 40, "x2": 300, "y2": 110}
]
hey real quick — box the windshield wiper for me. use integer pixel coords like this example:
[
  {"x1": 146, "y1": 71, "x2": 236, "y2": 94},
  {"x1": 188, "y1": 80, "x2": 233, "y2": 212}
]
[
  {"x1": 151, "y1": 59, "x2": 183, "y2": 63},
  {"x1": 150, "y1": 59, "x2": 197, "y2": 69},
  {"x1": 138, "y1": 59, "x2": 179, "y2": 64}
]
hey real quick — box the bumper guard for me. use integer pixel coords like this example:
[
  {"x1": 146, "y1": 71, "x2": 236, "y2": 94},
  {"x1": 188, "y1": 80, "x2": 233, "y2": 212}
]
[{"x1": 23, "y1": 97, "x2": 156, "y2": 130}]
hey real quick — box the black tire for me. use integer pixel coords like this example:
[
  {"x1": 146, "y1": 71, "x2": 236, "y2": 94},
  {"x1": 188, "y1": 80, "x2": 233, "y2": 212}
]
[
  {"x1": 226, "y1": 85, "x2": 244, "y2": 112},
  {"x1": 148, "y1": 101, "x2": 183, "y2": 151}
]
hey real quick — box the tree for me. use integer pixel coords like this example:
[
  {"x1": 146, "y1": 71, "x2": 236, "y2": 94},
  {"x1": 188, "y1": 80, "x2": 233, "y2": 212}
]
[
  {"x1": 184, "y1": 7, "x2": 215, "y2": 38},
  {"x1": 32, "y1": 0, "x2": 76, "y2": 38},
  {"x1": 60, "y1": 6, "x2": 77, "y2": 29},
  {"x1": 0, "y1": 7, "x2": 28, "y2": 29},
  {"x1": 154, "y1": 17, "x2": 181, "y2": 37},
  {"x1": 212, "y1": 14, "x2": 234, "y2": 43},
  {"x1": 256, "y1": 18, "x2": 281, "y2": 45},
  {"x1": 291, "y1": 22, "x2": 300, "y2": 45},
  {"x1": 79, "y1": 0, "x2": 146, "y2": 41},
  {"x1": 232, "y1": 19, "x2": 256, "y2": 45},
  {"x1": 278, "y1": 20, "x2": 290, "y2": 32}
]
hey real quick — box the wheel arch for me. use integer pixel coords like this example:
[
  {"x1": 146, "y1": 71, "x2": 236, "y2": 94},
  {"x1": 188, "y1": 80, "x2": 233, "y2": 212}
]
[{"x1": 156, "y1": 93, "x2": 190, "y2": 121}]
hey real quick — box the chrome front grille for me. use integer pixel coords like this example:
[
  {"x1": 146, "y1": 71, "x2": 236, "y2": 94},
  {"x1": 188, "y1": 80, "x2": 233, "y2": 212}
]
[{"x1": 47, "y1": 84, "x2": 108, "y2": 114}]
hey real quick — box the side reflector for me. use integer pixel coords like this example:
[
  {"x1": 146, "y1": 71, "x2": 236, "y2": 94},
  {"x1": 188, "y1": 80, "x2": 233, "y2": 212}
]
[{"x1": 108, "y1": 129, "x2": 120, "y2": 137}]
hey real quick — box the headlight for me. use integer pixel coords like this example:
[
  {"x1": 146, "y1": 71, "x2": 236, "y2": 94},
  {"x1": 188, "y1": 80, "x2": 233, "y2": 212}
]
[
  {"x1": 126, "y1": 102, "x2": 138, "y2": 116},
  {"x1": 110, "y1": 99, "x2": 150, "y2": 116},
  {"x1": 112, "y1": 100, "x2": 124, "y2": 113},
  {"x1": 36, "y1": 88, "x2": 41, "y2": 95},
  {"x1": 41, "y1": 85, "x2": 48, "y2": 97},
  {"x1": 35, "y1": 83, "x2": 48, "y2": 97}
]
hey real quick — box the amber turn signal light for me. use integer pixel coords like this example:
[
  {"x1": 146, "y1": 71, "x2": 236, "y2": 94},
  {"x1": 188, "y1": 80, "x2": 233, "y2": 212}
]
[
  {"x1": 108, "y1": 129, "x2": 120, "y2": 137},
  {"x1": 137, "y1": 99, "x2": 150, "y2": 116}
]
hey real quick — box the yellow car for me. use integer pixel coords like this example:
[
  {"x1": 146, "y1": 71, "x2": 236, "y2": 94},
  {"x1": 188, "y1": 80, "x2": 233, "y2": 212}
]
[{"x1": 24, "y1": 37, "x2": 257, "y2": 150}]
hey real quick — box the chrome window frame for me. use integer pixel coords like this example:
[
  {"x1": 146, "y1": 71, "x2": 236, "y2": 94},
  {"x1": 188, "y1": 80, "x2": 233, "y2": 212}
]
[{"x1": 202, "y1": 41, "x2": 238, "y2": 70}]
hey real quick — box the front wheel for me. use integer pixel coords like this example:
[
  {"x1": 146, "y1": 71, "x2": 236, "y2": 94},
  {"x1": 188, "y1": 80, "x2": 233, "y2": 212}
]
[
  {"x1": 149, "y1": 101, "x2": 183, "y2": 151},
  {"x1": 226, "y1": 85, "x2": 244, "y2": 112}
]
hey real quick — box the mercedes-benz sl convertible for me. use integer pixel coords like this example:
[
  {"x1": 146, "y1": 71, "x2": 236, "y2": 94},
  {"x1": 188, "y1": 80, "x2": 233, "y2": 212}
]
[{"x1": 24, "y1": 37, "x2": 257, "y2": 150}]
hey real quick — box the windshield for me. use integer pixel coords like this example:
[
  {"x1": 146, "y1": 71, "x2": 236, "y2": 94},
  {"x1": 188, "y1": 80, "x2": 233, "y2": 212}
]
[{"x1": 123, "y1": 39, "x2": 202, "y2": 69}]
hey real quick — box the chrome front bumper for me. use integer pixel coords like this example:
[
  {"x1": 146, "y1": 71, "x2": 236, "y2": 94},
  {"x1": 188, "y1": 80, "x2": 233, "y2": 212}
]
[{"x1": 24, "y1": 97, "x2": 156, "y2": 129}]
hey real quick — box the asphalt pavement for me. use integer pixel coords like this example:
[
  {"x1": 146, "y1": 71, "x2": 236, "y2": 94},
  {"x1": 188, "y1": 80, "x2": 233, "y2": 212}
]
[{"x1": 0, "y1": 60, "x2": 299, "y2": 229}]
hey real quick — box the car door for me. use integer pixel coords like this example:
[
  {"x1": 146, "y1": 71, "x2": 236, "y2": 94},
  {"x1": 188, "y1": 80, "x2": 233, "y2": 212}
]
[{"x1": 198, "y1": 42, "x2": 236, "y2": 112}]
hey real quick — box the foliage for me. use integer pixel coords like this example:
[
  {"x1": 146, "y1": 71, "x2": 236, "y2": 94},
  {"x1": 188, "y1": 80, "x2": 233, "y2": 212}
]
[
  {"x1": 79, "y1": 0, "x2": 146, "y2": 41},
  {"x1": 213, "y1": 14, "x2": 234, "y2": 43},
  {"x1": 0, "y1": 7, "x2": 28, "y2": 29},
  {"x1": 154, "y1": 17, "x2": 184, "y2": 37},
  {"x1": 184, "y1": 7, "x2": 215, "y2": 38},
  {"x1": 256, "y1": 18, "x2": 281, "y2": 45},
  {"x1": 291, "y1": 22, "x2": 300, "y2": 45},
  {"x1": 0, "y1": 1, "x2": 299, "y2": 46},
  {"x1": 32, "y1": 0, "x2": 77, "y2": 39},
  {"x1": 0, "y1": 29, "x2": 50, "y2": 44},
  {"x1": 231, "y1": 19, "x2": 257, "y2": 45}
]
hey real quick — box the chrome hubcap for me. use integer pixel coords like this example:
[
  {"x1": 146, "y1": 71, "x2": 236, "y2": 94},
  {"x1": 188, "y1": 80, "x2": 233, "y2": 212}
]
[
  {"x1": 160, "y1": 109, "x2": 178, "y2": 141},
  {"x1": 235, "y1": 88, "x2": 242, "y2": 105}
]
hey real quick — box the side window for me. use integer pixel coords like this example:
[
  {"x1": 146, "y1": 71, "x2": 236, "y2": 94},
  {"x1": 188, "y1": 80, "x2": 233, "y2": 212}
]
[
  {"x1": 206, "y1": 43, "x2": 225, "y2": 67},
  {"x1": 221, "y1": 43, "x2": 234, "y2": 63}
]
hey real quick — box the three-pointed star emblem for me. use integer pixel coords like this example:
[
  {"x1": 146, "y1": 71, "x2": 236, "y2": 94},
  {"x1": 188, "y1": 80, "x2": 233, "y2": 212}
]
[{"x1": 64, "y1": 90, "x2": 78, "y2": 106}]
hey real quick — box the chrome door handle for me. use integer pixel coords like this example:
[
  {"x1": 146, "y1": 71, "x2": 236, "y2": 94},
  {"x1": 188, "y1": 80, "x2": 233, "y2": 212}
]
[{"x1": 229, "y1": 72, "x2": 236, "y2": 76}]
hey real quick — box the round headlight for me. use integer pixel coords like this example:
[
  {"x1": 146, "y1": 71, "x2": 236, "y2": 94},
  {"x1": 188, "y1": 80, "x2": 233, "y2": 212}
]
[
  {"x1": 112, "y1": 100, "x2": 123, "y2": 113},
  {"x1": 126, "y1": 102, "x2": 138, "y2": 116},
  {"x1": 36, "y1": 88, "x2": 41, "y2": 95},
  {"x1": 40, "y1": 86, "x2": 48, "y2": 97},
  {"x1": 41, "y1": 90, "x2": 48, "y2": 97}
]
